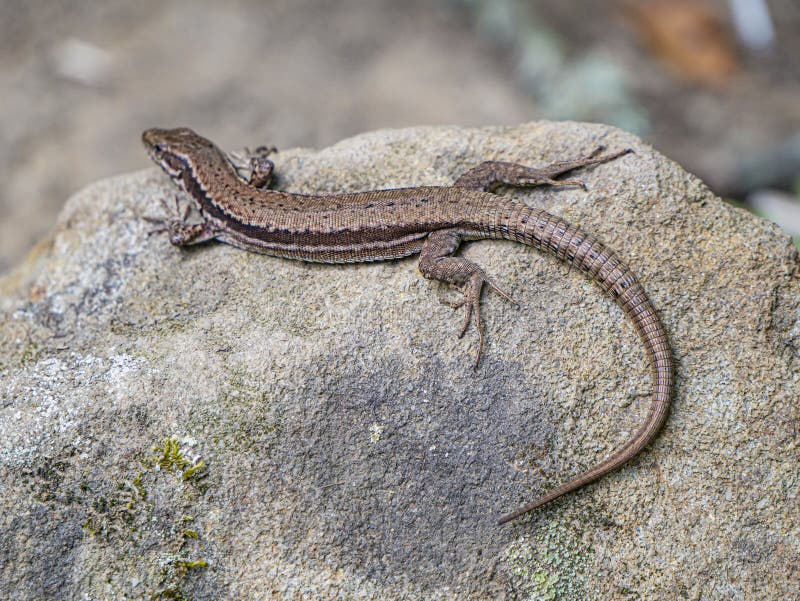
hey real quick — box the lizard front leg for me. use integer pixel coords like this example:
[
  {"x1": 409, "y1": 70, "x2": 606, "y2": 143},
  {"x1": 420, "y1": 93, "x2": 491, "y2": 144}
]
[
  {"x1": 453, "y1": 146, "x2": 631, "y2": 192},
  {"x1": 418, "y1": 229, "x2": 514, "y2": 367},
  {"x1": 145, "y1": 197, "x2": 219, "y2": 247},
  {"x1": 229, "y1": 146, "x2": 278, "y2": 188}
]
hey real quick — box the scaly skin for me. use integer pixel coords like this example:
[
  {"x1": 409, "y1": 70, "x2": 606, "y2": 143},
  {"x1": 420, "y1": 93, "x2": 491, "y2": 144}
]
[{"x1": 143, "y1": 127, "x2": 673, "y2": 525}]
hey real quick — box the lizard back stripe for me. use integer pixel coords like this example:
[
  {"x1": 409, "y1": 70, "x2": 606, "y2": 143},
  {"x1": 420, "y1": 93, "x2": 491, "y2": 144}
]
[{"x1": 143, "y1": 127, "x2": 674, "y2": 525}]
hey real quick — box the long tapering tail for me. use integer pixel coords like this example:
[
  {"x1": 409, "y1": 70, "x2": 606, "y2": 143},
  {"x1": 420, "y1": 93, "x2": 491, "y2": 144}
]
[{"x1": 496, "y1": 206, "x2": 673, "y2": 525}]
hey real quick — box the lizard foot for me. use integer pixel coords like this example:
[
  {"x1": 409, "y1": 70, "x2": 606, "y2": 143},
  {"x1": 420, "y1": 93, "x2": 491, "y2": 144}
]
[
  {"x1": 511, "y1": 146, "x2": 633, "y2": 190},
  {"x1": 143, "y1": 196, "x2": 190, "y2": 235},
  {"x1": 143, "y1": 196, "x2": 217, "y2": 247},
  {"x1": 453, "y1": 145, "x2": 633, "y2": 192},
  {"x1": 419, "y1": 229, "x2": 519, "y2": 367},
  {"x1": 438, "y1": 273, "x2": 517, "y2": 368},
  {"x1": 230, "y1": 145, "x2": 279, "y2": 188}
]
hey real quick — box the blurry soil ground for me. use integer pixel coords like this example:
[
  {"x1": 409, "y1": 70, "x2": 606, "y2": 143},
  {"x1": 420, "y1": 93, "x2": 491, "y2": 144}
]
[{"x1": 2, "y1": 0, "x2": 799, "y2": 273}]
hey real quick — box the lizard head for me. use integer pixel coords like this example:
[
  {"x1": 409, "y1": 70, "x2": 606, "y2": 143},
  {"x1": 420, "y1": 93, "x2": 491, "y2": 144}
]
[{"x1": 142, "y1": 127, "x2": 218, "y2": 180}]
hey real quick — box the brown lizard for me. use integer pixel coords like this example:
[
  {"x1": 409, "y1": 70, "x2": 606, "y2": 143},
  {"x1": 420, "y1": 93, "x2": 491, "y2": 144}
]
[{"x1": 142, "y1": 127, "x2": 673, "y2": 525}]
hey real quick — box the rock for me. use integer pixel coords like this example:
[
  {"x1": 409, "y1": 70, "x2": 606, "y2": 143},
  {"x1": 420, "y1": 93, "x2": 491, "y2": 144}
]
[{"x1": 1, "y1": 122, "x2": 798, "y2": 600}]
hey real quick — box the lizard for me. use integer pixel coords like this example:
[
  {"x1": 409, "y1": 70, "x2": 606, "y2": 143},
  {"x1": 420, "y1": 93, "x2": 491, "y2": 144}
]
[{"x1": 142, "y1": 126, "x2": 673, "y2": 525}]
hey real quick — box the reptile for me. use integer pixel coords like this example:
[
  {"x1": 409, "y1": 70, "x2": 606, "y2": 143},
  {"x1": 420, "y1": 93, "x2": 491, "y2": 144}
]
[{"x1": 142, "y1": 126, "x2": 673, "y2": 525}]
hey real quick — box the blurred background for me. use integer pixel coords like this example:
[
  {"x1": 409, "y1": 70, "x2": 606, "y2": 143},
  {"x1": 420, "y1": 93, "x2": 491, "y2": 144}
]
[{"x1": 2, "y1": 0, "x2": 799, "y2": 274}]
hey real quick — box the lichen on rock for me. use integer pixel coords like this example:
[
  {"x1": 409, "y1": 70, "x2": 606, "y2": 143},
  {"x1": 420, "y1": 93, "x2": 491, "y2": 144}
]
[{"x1": 1, "y1": 122, "x2": 798, "y2": 599}]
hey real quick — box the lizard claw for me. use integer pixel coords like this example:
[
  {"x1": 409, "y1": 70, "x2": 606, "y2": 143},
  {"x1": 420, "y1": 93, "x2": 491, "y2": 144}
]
[
  {"x1": 143, "y1": 195, "x2": 193, "y2": 239},
  {"x1": 587, "y1": 145, "x2": 606, "y2": 158},
  {"x1": 458, "y1": 273, "x2": 501, "y2": 368},
  {"x1": 449, "y1": 294, "x2": 483, "y2": 369},
  {"x1": 486, "y1": 277, "x2": 518, "y2": 307},
  {"x1": 230, "y1": 146, "x2": 279, "y2": 186},
  {"x1": 143, "y1": 218, "x2": 169, "y2": 236},
  {"x1": 439, "y1": 273, "x2": 517, "y2": 368}
]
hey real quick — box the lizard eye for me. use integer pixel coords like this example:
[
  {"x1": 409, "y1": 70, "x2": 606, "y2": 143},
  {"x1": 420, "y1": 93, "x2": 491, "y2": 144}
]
[{"x1": 154, "y1": 144, "x2": 163, "y2": 153}]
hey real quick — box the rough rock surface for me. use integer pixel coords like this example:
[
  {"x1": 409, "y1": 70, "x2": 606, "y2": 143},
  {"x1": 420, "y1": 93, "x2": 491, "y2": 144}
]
[{"x1": 1, "y1": 122, "x2": 798, "y2": 600}]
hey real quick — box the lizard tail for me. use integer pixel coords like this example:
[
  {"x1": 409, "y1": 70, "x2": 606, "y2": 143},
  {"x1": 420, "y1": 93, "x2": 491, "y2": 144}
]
[{"x1": 496, "y1": 207, "x2": 673, "y2": 525}]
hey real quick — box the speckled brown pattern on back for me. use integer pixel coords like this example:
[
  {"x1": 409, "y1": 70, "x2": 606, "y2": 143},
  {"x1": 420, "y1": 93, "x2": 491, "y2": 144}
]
[{"x1": 143, "y1": 127, "x2": 673, "y2": 525}]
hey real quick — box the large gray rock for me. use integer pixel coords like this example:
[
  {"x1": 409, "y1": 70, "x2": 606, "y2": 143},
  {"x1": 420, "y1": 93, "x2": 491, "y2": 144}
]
[{"x1": 1, "y1": 122, "x2": 797, "y2": 600}]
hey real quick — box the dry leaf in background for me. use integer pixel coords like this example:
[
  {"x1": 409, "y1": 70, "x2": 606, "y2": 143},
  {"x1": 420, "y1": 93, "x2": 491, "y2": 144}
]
[{"x1": 624, "y1": 0, "x2": 739, "y2": 86}]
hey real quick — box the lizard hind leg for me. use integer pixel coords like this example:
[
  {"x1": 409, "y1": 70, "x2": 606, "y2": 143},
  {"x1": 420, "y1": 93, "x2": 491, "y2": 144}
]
[
  {"x1": 419, "y1": 229, "x2": 515, "y2": 367},
  {"x1": 452, "y1": 146, "x2": 632, "y2": 192}
]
